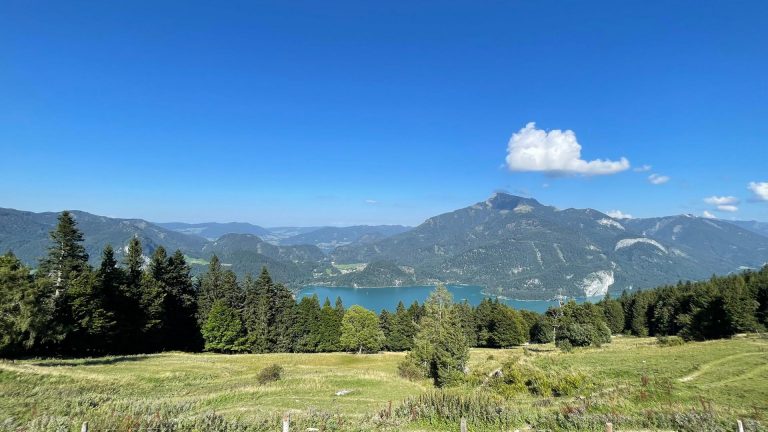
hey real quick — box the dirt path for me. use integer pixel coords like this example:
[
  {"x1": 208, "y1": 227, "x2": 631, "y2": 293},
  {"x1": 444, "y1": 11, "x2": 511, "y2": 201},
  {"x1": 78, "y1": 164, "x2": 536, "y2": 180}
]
[{"x1": 678, "y1": 352, "x2": 763, "y2": 383}]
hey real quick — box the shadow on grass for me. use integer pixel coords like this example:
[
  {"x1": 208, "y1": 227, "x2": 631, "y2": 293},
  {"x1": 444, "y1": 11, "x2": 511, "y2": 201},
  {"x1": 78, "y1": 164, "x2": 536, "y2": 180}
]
[{"x1": 32, "y1": 354, "x2": 155, "y2": 367}]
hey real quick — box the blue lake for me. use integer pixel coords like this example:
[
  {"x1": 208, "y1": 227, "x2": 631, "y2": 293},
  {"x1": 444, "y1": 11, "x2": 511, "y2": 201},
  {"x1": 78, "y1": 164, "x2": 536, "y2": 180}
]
[{"x1": 297, "y1": 285, "x2": 600, "y2": 313}]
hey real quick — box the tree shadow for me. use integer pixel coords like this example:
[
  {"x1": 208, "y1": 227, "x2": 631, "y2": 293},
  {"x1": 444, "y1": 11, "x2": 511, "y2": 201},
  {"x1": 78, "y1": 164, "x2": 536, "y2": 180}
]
[{"x1": 32, "y1": 354, "x2": 155, "y2": 367}]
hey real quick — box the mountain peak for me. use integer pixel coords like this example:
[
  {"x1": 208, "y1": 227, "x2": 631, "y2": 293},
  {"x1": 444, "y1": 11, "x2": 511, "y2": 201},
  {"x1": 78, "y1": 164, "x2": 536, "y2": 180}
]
[{"x1": 485, "y1": 192, "x2": 542, "y2": 211}]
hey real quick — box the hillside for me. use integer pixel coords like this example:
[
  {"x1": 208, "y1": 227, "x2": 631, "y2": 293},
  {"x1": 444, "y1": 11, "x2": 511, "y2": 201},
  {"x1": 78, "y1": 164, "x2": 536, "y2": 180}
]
[
  {"x1": 3, "y1": 198, "x2": 768, "y2": 298},
  {"x1": 200, "y1": 233, "x2": 328, "y2": 285},
  {"x1": 0, "y1": 208, "x2": 208, "y2": 266},
  {"x1": 0, "y1": 209, "x2": 326, "y2": 286},
  {"x1": 155, "y1": 221, "x2": 272, "y2": 240},
  {"x1": 1, "y1": 337, "x2": 765, "y2": 431},
  {"x1": 726, "y1": 220, "x2": 768, "y2": 238},
  {"x1": 278, "y1": 225, "x2": 411, "y2": 252},
  {"x1": 329, "y1": 193, "x2": 768, "y2": 298}
]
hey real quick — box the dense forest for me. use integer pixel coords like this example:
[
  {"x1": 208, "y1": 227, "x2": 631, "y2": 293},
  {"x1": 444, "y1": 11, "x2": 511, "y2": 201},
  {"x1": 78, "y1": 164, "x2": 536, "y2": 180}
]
[{"x1": 1, "y1": 212, "x2": 766, "y2": 368}]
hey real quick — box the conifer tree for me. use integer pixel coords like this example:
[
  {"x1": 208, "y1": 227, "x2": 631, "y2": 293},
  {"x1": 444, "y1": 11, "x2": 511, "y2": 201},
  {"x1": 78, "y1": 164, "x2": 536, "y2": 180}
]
[
  {"x1": 243, "y1": 272, "x2": 271, "y2": 353},
  {"x1": 453, "y1": 300, "x2": 477, "y2": 347},
  {"x1": 118, "y1": 237, "x2": 146, "y2": 352},
  {"x1": 271, "y1": 280, "x2": 296, "y2": 352},
  {"x1": 379, "y1": 309, "x2": 392, "y2": 350},
  {"x1": 316, "y1": 297, "x2": 343, "y2": 352},
  {"x1": 197, "y1": 255, "x2": 224, "y2": 325},
  {"x1": 202, "y1": 300, "x2": 246, "y2": 353},
  {"x1": 600, "y1": 294, "x2": 625, "y2": 334},
  {"x1": 124, "y1": 237, "x2": 143, "y2": 288},
  {"x1": 39, "y1": 211, "x2": 89, "y2": 292},
  {"x1": 0, "y1": 252, "x2": 47, "y2": 355},
  {"x1": 293, "y1": 295, "x2": 322, "y2": 352},
  {"x1": 387, "y1": 301, "x2": 417, "y2": 351},
  {"x1": 160, "y1": 250, "x2": 200, "y2": 350},
  {"x1": 66, "y1": 268, "x2": 116, "y2": 354}
]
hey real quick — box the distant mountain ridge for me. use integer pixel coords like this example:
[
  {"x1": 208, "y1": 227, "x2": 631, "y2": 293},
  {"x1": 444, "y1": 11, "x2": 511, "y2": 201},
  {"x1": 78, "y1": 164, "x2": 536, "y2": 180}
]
[
  {"x1": 326, "y1": 193, "x2": 768, "y2": 298},
  {"x1": 156, "y1": 222, "x2": 271, "y2": 240},
  {"x1": 2, "y1": 197, "x2": 767, "y2": 299}
]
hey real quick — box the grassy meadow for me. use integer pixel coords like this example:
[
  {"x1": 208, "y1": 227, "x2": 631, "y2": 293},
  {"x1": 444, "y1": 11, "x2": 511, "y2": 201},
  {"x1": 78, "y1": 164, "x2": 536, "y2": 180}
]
[{"x1": 1, "y1": 336, "x2": 766, "y2": 431}]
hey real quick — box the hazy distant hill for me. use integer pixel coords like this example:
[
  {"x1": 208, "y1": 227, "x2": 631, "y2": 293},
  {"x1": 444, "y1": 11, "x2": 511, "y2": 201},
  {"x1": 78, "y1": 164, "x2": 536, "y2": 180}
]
[
  {"x1": 3, "y1": 198, "x2": 768, "y2": 298},
  {"x1": 0, "y1": 208, "x2": 208, "y2": 266},
  {"x1": 201, "y1": 233, "x2": 328, "y2": 285},
  {"x1": 329, "y1": 193, "x2": 768, "y2": 298},
  {"x1": 0, "y1": 209, "x2": 326, "y2": 286},
  {"x1": 159, "y1": 221, "x2": 411, "y2": 252},
  {"x1": 278, "y1": 225, "x2": 411, "y2": 252},
  {"x1": 156, "y1": 222, "x2": 272, "y2": 240},
  {"x1": 725, "y1": 220, "x2": 768, "y2": 238}
]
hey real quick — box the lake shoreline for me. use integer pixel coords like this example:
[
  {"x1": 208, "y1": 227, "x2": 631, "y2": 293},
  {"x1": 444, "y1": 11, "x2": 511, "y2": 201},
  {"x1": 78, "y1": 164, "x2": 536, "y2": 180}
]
[{"x1": 297, "y1": 284, "x2": 601, "y2": 313}]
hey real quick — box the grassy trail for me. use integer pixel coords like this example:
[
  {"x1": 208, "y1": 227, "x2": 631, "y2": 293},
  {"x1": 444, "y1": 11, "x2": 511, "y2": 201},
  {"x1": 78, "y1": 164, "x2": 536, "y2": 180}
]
[{"x1": 1, "y1": 336, "x2": 766, "y2": 431}]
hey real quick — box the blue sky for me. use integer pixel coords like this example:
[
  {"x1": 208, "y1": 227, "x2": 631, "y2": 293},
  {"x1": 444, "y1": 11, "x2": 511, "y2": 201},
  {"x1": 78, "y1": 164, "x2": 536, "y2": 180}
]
[{"x1": 1, "y1": 1, "x2": 767, "y2": 226}]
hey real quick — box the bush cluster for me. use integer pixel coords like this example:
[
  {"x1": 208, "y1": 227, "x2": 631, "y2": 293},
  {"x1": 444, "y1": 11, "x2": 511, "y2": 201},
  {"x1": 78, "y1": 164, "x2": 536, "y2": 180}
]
[
  {"x1": 489, "y1": 359, "x2": 590, "y2": 398},
  {"x1": 257, "y1": 364, "x2": 284, "y2": 385}
]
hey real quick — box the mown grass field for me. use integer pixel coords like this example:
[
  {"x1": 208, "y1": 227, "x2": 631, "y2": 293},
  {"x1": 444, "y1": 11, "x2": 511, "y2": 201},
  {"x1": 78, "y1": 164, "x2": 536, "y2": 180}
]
[{"x1": 1, "y1": 336, "x2": 766, "y2": 431}]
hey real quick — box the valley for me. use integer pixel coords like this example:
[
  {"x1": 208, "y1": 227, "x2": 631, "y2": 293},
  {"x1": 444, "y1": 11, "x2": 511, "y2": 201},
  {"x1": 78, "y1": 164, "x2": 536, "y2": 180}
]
[{"x1": 3, "y1": 193, "x2": 767, "y2": 299}]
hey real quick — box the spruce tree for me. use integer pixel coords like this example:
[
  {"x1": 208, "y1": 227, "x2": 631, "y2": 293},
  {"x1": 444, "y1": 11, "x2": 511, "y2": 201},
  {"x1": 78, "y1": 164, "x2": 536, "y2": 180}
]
[
  {"x1": 202, "y1": 300, "x2": 246, "y2": 353},
  {"x1": 243, "y1": 272, "x2": 271, "y2": 353},
  {"x1": 66, "y1": 268, "x2": 116, "y2": 354},
  {"x1": 197, "y1": 255, "x2": 224, "y2": 325},
  {"x1": 0, "y1": 252, "x2": 47, "y2": 355},
  {"x1": 40, "y1": 211, "x2": 89, "y2": 292},
  {"x1": 379, "y1": 309, "x2": 392, "y2": 350},
  {"x1": 271, "y1": 280, "x2": 296, "y2": 352},
  {"x1": 453, "y1": 300, "x2": 477, "y2": 347},
  {"x1": 160, "y1": 250, "x2": 200, "y2": 350},
  {"x1": 293, "y1": 295, "x2": 322, "y2": 352},
  {"x1": 118, "y1": 237, "x2": 146, "y2": 352},
  {"x1": 387, "y1": 301, "x2": 417, "y2": 351},
  {"x1": 316, "y1": 297, "x2": 343, "y2": 352}
]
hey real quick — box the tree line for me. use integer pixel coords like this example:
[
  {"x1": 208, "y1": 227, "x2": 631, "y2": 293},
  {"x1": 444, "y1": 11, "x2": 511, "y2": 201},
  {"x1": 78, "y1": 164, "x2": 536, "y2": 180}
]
[{"x1": 1, "y1": 211, "x2": 766, "y2": 363}]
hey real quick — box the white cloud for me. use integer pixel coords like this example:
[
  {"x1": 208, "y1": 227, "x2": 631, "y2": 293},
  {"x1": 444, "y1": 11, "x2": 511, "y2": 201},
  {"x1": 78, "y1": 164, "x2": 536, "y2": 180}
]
[
  {"x1": 702, "y1": 210, "x2": 716, "y2": 219},
  {"x1": 365, "y1": 199, "x2": 378, "y2": 204},
  {"x1": 607, "y1": 210, "x2": 633, "y2": 219},
  {"x1": 716, "y1": 205, "x2": 738, "y2": 212},
  {"x1": 505, "y1": 122, "x2": 630, "y2": 176},
  {"x1": 633, "y1": 164, "x2": 652, "y2": 172},
  {"x1": 748, "y1": 181, "x2": 768, "y2": 201},
  {"x1": 704, "y1": 196, "x2": 739, "y2": 206},
  {"x1": 648, "y1": 173, "x2": 670, "y2": 185}
]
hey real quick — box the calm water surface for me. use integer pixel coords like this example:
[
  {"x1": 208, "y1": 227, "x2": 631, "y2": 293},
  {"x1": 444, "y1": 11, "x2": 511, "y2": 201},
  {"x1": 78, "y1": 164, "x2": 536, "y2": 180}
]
[{"x1": 297, "y1": 285, "x2": 600, "y2": 313}]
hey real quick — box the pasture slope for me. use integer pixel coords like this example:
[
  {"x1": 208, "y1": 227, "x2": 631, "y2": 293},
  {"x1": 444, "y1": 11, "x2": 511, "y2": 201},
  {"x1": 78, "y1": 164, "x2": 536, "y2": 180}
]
[{"x1": 1, "y1": 336, "x2": 766, "y2": 431}]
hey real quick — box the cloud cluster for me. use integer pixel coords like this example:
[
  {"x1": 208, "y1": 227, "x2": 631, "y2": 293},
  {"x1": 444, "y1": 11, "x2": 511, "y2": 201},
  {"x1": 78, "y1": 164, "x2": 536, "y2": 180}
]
[
  {"x1": 607, "y1": 210, "x2": 633, "y2": 219},
  {"x1": 703, "y1": 195, "x2": 740, "y2": 213},
  {"x1": 717, "y1": 205, "x2": 738, "y2": 212},
  {"x1": 703, "y1": 196, "x2": 739, "y2": 206},
  {"x1": 505, "y1": 122, "x2": 630, "y2": 176},
  {"x1": 749, "y1": 181, "x2": 768, "y2": 201},
  {"x1": 648, "y1": 173, "x2": 670, "y2": 185}
]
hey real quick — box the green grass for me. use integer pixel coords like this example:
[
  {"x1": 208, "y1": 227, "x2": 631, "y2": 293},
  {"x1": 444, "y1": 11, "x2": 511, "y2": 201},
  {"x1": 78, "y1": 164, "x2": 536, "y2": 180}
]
[
  {"x1": 1, "y1": 336, "x2": 766, "y2": 431},
  {"x1": 332, "y1": 263, "x2": 367, "y2": 272}
]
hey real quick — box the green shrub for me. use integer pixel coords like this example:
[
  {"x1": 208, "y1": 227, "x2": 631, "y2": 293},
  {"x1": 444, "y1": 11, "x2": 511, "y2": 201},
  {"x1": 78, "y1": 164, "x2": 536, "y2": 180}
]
[
  {"x1": 557, "y1": 339, "x2": 574, "y2": 352},
  {"x1": 397, "y1": 360, "x2": 424, "y2": 381},
  {"x1": 257, "y1": 364, "x2": 284, "y2": 385},
  {"x1": 395, "y1": 390, "x2": 515, "y2": 426},
  {"x1": 657, "y1": 335, "x2": 685, "y2": 347},
  {"x1": 491, "y1": 360, "x2": 589, "y2": 398}
]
